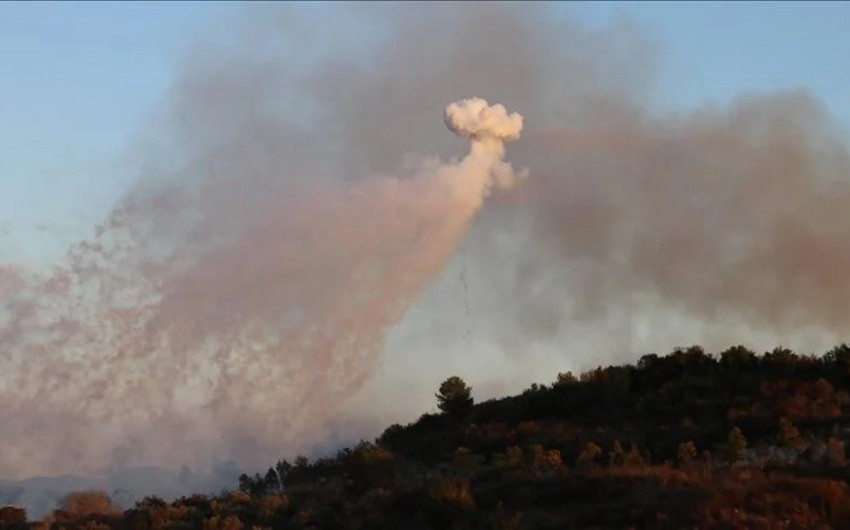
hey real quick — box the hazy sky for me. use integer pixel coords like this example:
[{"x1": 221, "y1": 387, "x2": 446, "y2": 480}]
[
  {"x1": 1, "y1": 1, "x2": 849, "y2": 265},
  {"x1": 2, "y1": 1, "x2": 850, "y2": 487}
]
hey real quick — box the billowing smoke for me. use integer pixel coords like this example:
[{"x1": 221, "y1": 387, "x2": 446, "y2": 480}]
[
  {"x1": 445, "y1": 98, "x2": 523, "y2": 144},
  {"x1": 0, "y1": 92, "x2": 523, "y2": 478},
  {"x1": 2, "y1": 2, "x2": 850, "y2": 482}
]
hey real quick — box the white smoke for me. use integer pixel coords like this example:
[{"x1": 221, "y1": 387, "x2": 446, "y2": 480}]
[
  {"x1": 5, "y1": 1, "x2": 850, "y2": 490},
  {"x1": 445, "y1": 97, "x2": 524, "y2": 144},
  {"x1": 0, "y1": 97, "x2": 523, "y2": 479},
  {"x1": 444, "y1": 98, "x2": 526, "y2": 194}
]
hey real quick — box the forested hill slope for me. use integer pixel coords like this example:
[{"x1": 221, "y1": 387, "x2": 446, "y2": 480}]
[{"x1": 8, "y1": 344, "x2": 850, "y2": 529}]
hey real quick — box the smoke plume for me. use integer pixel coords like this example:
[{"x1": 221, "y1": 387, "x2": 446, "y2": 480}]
[
  {"x1": 0, "y1": 90, "x2": 523, "y2": 477},
  {"x1": 2, "y1": 2, "x2": 850, "y2": 481}
]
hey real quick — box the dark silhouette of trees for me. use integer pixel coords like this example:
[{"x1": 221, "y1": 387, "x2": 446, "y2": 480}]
[
  {"x1": 18, "y1": 342, "x2": 850, "y2": 529},
  {"x1": 0, "y1": 506, "x2": 26, "y2": 529},
  {"x1": 555, "y1": 371, "x2": 578, "y2": 385},
  {"x1": 436, "y1": 376, "x2": 474, "y2": 418}
]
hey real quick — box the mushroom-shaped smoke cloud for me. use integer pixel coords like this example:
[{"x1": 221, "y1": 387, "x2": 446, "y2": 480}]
[
  {"x1": 445, "y1": 97, "x2": 524, "y2": 144},
  {"x1": 443, "y1": 98, "x2": 526, "y2": 196}
]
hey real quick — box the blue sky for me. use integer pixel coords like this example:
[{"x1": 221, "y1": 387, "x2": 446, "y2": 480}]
[
  {"x1": 0, "y1": 1, "x2": 234, "y2": 264},
  {"x1": 2, "y1": 1, "x2": 849, "y2": 267},
  {"x1": 575, "y1": 1, "x2": 850, "y2": 120}
]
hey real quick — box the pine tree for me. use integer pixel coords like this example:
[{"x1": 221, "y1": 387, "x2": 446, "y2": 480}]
[{"x1": 436, "y1": 376, "x2": 474, "y2": 418}]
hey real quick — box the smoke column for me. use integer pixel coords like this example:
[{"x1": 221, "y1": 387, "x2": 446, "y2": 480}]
[
  {"x1": 0, "y1": 96, "x2": 522, "y2": 478},
  {"x1": 2, "y1": 2, "x2": 850, "y2": 481}
]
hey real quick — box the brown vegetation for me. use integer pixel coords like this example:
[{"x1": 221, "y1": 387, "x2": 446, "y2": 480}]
[{"x1": 13, "y1": 343, "x2": 850, "y2": 529}]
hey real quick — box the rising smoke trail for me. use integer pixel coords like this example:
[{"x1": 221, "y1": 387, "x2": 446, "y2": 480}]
[
  {"x1": 0, "y1": 97, "x2": 523, "y2": 478},
  {"x1": 2, "y1": 2, "x2": 850, "y2": 486}
]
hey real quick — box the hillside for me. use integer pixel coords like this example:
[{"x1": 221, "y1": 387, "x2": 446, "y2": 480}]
[{"x1": 6, "y1": 344, "x2": 850, "y2": 529}]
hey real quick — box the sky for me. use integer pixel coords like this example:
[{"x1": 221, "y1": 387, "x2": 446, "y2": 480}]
[
  {"x1": 2, "y1": 1, "x2": 850, "y2": 494},
  {"x1": 0, "y1": 1, "x2": 234, "y2": 265},
  {"x1": 2, "y1": 1, "x2": 849, "y2": 267}
]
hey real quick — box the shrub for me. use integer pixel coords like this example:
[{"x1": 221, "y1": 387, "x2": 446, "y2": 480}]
[
  {"x1": 251, "y1": 494, "x2": 288, "y2": 522},
  {"x1": 577, "y1": 442, "x2": 603, "y2": 467},
  {"x1": 203, "y1": 516, "x2": 242, "y2": 530},
  {"x1": 529, "y1": 445, "x2": 563, "y2": 471},
  {"x1": 429, "y1": 479, "x2": 475, "y2": 510},
  {"x1": 60, "y1": 491, "x2": 117, "y2": 518}
]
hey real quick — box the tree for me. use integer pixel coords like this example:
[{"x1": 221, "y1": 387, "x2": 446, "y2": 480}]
[
  {"x1": 555, "y1": 371, "x2": 578, "y2": 385},
  {"x1": 59, "y1": 491, "x2": 117, "y2": 518},
  {"x1": 825, "y1": 343, "x2": 850, "y2": 366},
  {"x1": 719, "y1": 345, "x2": 756, "y2": 370},
  {"x1": 0, "y1": 506, "x2": 26, "y2": 527},
  {"x1": 134, "y1": 496, "x2": 167, "y2": 511},
  {"x1": 436, "y1": 376, "x2": 474, "y2": 418},
  {"x1": 275, "y1": 459, "x2": 292, "y2": 488},
  {"x1": 238, "y1": 473, "x2": 267, "y2": 496},
  {"x1": 264, "y1": 467, "x2": 281, "y2": 492}
]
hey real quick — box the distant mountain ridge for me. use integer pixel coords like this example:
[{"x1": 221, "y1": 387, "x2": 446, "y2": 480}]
[{"x1": 0, "y1": 466, "x2": 238, "y2": 519}]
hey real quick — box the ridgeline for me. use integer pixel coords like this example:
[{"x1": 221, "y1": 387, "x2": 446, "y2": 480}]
[{"x1": 5, "y1": 344, "x2": 850, "y2": 529}]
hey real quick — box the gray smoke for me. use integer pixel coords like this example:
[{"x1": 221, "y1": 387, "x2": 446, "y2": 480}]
[{"x1": 1, "y1": 2, "x2": 849, "y2": 483}]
